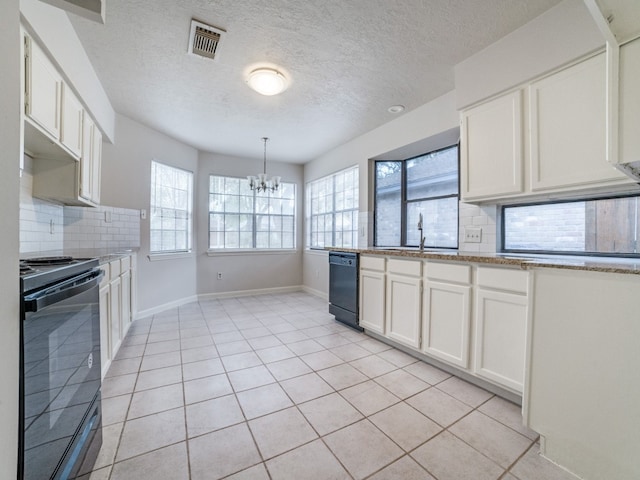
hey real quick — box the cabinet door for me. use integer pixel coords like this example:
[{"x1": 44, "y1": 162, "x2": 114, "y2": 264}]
[
  {"x1": 120, "y1": 270, "x2": 132, "y2": 337},
  {"x1": 99, "y1": 282, "x2": 111, "y2": 379},
  {"x1": 109, "y1": 276, "x2": 122, "y2": 358},
  {"x1": 60, "y1": 83, "x2": 83, "y2": 158},
  {"x1": 80, "y1": 114, "x2": 101, "y2": 204},
  {"x1": 130, "y1": 254, "x2": 138, "y2": 319},
  {"x1": 461, "y1": 90, "x2": 523, "y2": 201},
  {"x1": 423, "y1": 280, "x2": 471, "y2": 368},
  {"x1": 26, "y1": 37, "x2": 62, "y2": 139},
  {"x1": 474, "y1": 288, "x2": 527, "y2": 392},
  {"x1": 91, "y1": 125, "x2": 102, "y2": 204},
  {"x1": 619, "y1": 37, "x2": 640, "y2": 165},
  {"x1": 530, "y1": 53, "x2": 627, "y2": 191},
  {"x1": 359, "y1": 269, "x2": 385, "y2": 334},
  {"x1": 386, "y1": 273, "x2": 421, "y2": 349}
]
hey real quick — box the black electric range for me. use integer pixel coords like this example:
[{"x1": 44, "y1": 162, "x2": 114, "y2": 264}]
[{"x1": 19, "y1": 255, "x2": 104, "y2": 480}]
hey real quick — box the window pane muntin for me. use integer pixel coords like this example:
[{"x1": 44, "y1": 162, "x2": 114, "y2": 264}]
[
  {"x1": 374, "y1": 145, "x2": 458, "y2": 249},
  {"x1": 306, "y1": 166, "x2": 359, "y2": 249},
  {"x1": 209, "y1": 174, "x2": 296, "y2": 249}
]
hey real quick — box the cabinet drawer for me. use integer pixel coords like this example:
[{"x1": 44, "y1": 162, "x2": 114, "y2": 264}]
[
  {"x1": 99, "y1": 264, "x2": 109, "y2": 288},
  {"x1": 387, "y1": 258, "x2": 421, "y2": 276},
  {"x1": 109, "y1": 259, "x2": 121, "y2": 280},
  {"x1": 477, "y1": 267, "x2": 528, "y2": 294},
  {"x1": 361, "y1": 255, "x2": 385, "y2": 272},
  {"x1": 120, "y1": 255, "x2": 131, "y2": 272},
  {"x1": 425, "y1": 262, "x2": 471, "y2": 284}
]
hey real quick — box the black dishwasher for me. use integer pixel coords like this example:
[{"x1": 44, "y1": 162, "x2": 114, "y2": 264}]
[{"x1": 328, "y1": 251, "x2": 361, "y2": 331}]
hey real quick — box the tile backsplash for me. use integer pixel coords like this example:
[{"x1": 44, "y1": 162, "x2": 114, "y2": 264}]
[
  {"x1": 458, "y1": 202, "x2": 498, "y2": 253},
  {"x1": 20, "y1": 155, "x2": 140, "y2": 254}
]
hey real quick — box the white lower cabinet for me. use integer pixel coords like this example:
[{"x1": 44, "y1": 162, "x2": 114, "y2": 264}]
[
  {"x1": 109, "y1": 274, "x2": 122, "y2": 359},
  {"x1": 99, "y1": 268, "x2": 111, "y2": 379},
  {"x1": 422, "y1": 262, "x2": 472, "y2": 368},
  {"x1": 473, "y1": 267, "x2": 529, "y2": 393},
  {"x1": 358, "y1": 255, "x2": 529, "y2": 395},
  {"x1": 385, "y1": 259, "x2": 422, "y2": 349},
  {"x1": 99, "y1": 253, "x2": 137, "y2": 379},
  {"x1": 359, "y1": 256, "x2": 386, "y2": 334}
]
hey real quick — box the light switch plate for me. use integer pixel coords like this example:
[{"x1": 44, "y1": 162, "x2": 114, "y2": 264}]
[{"x1": 465, "y1": 226, "x2": 482, "y2": 243}]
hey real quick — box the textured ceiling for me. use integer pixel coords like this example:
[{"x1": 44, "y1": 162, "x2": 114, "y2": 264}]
[{"x1": 69, "y1": 0, "x2": 563, "y2": 163}]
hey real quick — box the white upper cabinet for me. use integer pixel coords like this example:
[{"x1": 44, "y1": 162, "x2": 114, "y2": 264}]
[
  {"x1": 461, "y1": 90, "x2": 524, "y2": 201},
  {"x1": 529, "y1": 53, "x2": 627, "y2": 191},
  {"x1": 460, "y1": 52, "x2": 634, "y2": 203},
  {"x1": 25, "y1": 36, "x2": 62, "y2": 140},
  {"x1": 25, "y1": 33, "x2": 103, "y2": 206},
  {"x1": 619, "y1": 37, "x2": 640, "y2": 165},
  {"x1": 60, "y1": 83, "x2": 83, "y2": 159},
  {"x1": 80, "y1": 113, "x2": 102, "y2": 205}
]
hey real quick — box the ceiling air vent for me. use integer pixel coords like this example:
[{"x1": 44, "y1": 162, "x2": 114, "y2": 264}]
[{"x1": 188, "y1": 20, "x2": 225, "y2": 60}]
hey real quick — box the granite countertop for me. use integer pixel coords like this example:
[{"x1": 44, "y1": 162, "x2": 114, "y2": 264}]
[{"x1": 327, "y1": 247, "x2": 640, "y2": 275}]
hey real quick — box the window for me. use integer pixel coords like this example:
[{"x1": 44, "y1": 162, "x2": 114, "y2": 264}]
[
  {"x1": 150, "y1": 161, "x2": 193, "y2": 254},
  {"x1": 375, "y1": 145, "x2": 458, "y2": 248},
  {"x1": 306, "y1": 166, "x2": 359, "y2": 249},
  {"x1": 209, "y1": 175, "x2": 296, "y2": 249},
  {"x1": 503, "y1": 195, "x2": 640, "y2": 256}
]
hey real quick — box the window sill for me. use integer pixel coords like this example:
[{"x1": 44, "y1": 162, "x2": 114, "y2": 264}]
[
  {"x1": 147, "y1": 251, "x2": 193, "y2": 261},
  {"x1": 207, "y1": 249, "x2": 298, "y2": 256}
]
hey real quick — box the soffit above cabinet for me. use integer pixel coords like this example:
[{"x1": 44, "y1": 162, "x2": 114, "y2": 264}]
[{"x1": 596, "y1": 0, "x2": 640, "y2": 43}]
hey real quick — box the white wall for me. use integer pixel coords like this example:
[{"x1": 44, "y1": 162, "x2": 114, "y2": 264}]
[
  {"x1": 303, "y1": 90, "x2": 460, "y2": 296},
  {"x1": 454, "y1": 0, "x2": 604, "y2": 109},
  {"x1": 0, "y1": 0, "x2": 22, "y2": 477},
  {"x1": 19, "y1": 0, "x2": 115, "y2": 141},
  {"x1": 101, "y1": 114, "x2": 198, "y2": 314},
  {"x1": 196, "y1": 152, "x2": 304, "y2": 296}
]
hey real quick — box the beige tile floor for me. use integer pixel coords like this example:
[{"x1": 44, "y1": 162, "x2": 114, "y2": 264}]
[{"x1": 81, "y1": 292, "x2": 578, "y2": 480}]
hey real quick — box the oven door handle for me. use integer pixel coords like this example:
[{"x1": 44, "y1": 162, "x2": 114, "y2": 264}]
[{"x1": 23, "y1": 269, "x2": 104, "y2": 313}]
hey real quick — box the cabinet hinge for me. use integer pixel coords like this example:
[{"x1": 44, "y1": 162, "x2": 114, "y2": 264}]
[{"x1": 419, "y1": 336, "x2": 422, "y2": 348}]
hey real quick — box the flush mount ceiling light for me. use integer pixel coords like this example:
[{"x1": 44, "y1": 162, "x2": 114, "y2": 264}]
[
  {"x1": 388, "y1": 105, "x2": 405, "y2": 114},
  {"x1": 247, "y1": 68, "x2": 288, "y2": 96}
]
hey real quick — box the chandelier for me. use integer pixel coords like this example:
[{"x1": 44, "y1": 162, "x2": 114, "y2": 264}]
[{"x1": 247, "y1": 137, "x2": 280, "y2": 193}]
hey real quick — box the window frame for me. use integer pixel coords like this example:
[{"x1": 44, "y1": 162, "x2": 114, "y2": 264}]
[
  {"x1": 305, "y1": 165, "x2": 359, "y2": 250},
  {"x1": 374, "y1": 144, "x2": 460, "y2": 249},
  {"x1": 149, "y1": 160, "x2": 194, "y2": 256},
  {"x1": 500, "y1": 193, "x2": 640, "y2": 258},
  {"x1": 207, "y1": 174, "x2": 297, "y2": 251}
]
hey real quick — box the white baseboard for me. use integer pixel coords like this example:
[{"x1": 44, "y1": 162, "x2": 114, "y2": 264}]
[
  {"x1": 198, "y1": 285, "x2": 303, "y2": 301},
  {"x1": 301, "y1": 285, "x2": 328, "y2": 301},
  {"x1": 135, "y1": 285, "x2": 327, "y2": 319},
  {"x1": 135, "y1": 294, "x2": 199, "y2": 319}
]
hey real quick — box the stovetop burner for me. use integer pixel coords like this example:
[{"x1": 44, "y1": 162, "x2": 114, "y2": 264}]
[{"x1": 21, "y1": 256, "x2": 75, "y2": 266}]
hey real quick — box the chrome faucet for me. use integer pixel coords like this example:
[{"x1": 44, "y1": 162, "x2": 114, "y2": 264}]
[{"x1": 418, "y1": 213, "x2": 426, "y2": 251}]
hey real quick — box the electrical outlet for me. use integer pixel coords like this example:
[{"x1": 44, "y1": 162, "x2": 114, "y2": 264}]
[
  {"x1": 217, "y1": 272, "x2": 222, "y2": 280},
  {"x1": 464, "y1": 226, "x2": 482, "y2": 243},
  {"x1": 104, "y1": 211, "x2": 112, "y2": 223}
]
